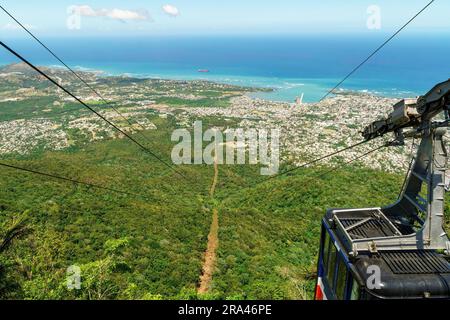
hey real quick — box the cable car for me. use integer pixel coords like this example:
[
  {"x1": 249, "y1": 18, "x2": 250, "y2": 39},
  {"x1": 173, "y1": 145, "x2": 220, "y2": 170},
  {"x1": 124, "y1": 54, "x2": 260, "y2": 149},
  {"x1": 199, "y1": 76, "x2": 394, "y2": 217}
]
[
  {"x1": 315, "y1": 80, "x2": 450, "y2": 300},
  {"x1": 315, "y1": 208, "x2": 450, "y2": 300}
]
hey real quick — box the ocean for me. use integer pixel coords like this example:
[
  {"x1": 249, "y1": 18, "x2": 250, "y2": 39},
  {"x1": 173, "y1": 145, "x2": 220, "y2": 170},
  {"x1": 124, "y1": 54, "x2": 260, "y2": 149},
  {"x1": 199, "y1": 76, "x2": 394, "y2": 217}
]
[{"x1": 1, "y1": 34, "x2": 449, "y2": 102}]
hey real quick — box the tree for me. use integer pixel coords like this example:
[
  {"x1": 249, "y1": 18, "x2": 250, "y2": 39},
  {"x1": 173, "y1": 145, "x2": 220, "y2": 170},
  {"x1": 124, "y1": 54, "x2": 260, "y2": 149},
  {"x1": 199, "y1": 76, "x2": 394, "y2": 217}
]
[
  {"x1": 69, "y1": 237, "x2": 131, "y2": 300},
  {"x1": 0, "y1": 211, "x2": 31, "y2": 298},
  {"x1": 0, "y1": 211, "x2": 31, "y2": 254}
]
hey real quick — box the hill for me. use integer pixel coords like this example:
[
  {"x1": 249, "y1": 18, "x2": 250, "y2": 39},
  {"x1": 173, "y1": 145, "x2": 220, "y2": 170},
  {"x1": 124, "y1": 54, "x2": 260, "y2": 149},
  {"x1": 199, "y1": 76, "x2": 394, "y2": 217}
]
[{"x1": 0, "y1": 65, "x2": 448, "y2": 299}]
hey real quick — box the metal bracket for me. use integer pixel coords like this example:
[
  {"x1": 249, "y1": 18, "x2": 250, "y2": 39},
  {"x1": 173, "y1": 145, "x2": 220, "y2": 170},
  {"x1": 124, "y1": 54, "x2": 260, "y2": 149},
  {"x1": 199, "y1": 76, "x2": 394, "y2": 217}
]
[
  {"x1": 369, "y1": 241, "x2": 378, "y2": 254},
  {"x1": 444, "y1": 104, "x2": 450, "y2": 121},
  {"x1": 445, "y1": 170, "x2": 450, "y2": 192},
  {"x1": 349, "y1": 243, "x2": 359, "y2": 258},
  {"x1": 393, "y1": 129, "x2": 405, "y2": 146}
]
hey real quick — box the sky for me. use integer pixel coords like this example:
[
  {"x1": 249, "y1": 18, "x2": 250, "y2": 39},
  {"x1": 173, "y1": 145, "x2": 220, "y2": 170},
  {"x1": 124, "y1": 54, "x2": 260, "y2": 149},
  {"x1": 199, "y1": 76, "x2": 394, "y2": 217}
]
[{"x1": 0, "y1": 0, "x2": 449, "y2": 37}]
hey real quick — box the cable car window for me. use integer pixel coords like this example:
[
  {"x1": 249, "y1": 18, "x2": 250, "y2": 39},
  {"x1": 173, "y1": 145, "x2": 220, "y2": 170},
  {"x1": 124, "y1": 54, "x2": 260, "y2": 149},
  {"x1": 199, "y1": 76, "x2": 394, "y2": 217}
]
[
  {"x1": 335, "y1": 255, "x2": 347, "y2": 299},
  {"x1": 350, "y1": 279, "x2": 360, "y2": 300},
  {"x1": 322, "y1": 231, "x2": 331, "y2": 270},
  {"x1": 326, "y1": 241, "x2": 337, "y2": 286}
]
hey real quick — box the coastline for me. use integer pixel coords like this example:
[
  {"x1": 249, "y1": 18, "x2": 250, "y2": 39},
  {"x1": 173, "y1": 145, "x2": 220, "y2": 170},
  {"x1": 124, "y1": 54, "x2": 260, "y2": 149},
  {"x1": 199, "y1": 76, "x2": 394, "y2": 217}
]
[
  {"x1": 0, "y1": 61, "x2": 420, "y2": 104},
  {"x1": 93, "y1": 68, "x2": 419, "y2": 103},
  {"x1": 0, "y1": 62, "x2": 415, "y2": 174}
]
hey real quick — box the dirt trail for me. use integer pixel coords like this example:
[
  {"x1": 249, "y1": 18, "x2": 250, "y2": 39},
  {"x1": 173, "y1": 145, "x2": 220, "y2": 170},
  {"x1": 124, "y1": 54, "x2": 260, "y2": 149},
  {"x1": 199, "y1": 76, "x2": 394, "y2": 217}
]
[
  {"x1": 198, "y1": 157, "x2": 219, "y2": 294},
  {"x1": 209, "y1": 157, "x2": 219, "y2": 197}
]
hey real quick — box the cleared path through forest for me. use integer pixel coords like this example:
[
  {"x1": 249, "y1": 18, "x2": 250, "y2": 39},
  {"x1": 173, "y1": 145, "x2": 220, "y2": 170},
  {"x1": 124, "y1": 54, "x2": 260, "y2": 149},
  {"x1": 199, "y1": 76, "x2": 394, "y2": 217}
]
[{"x1": 198, "y1": 157, "x2": 219, "y2": 294}]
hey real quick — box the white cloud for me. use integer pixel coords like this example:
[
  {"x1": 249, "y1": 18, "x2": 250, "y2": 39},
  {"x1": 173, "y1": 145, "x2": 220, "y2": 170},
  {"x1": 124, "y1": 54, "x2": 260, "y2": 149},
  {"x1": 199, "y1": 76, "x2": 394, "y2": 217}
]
[
  {"x1": 70, "y1": 5, "x2": 151, "y2": 22},
  {"x1": 100, "y1": 8, "x2": 150, "y2": 21},
  {"x1": 71, "y1": 5, "x2": 97, "y2": 17},
  {"x1": 162, "y1": 4, "x2": 180, "y2": 17},
  {"x1": 2, "y1": 23, "x2": 37, "y2": 30}
]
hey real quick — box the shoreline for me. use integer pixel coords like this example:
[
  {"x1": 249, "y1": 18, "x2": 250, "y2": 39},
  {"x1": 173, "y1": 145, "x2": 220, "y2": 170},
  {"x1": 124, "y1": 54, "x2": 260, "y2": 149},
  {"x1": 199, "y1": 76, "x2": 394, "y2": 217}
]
[
  {"x1": 0, "y1": 62, "x2": 419, "y2": 104},
  {"x1": 0, "y1": 61, "x2": 415, "y2": 174}
]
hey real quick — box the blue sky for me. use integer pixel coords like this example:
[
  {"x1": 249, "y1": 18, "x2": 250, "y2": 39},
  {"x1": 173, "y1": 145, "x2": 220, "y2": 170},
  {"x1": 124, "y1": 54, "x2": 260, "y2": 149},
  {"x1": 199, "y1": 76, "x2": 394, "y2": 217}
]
[{"x1": 0, "y1": 0, "x2": 449, "y2": 37}]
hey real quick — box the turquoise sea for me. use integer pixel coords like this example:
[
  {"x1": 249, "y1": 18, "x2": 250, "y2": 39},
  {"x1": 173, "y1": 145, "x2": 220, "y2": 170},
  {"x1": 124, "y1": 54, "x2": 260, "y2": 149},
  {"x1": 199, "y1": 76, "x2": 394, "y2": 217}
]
[{"x1": 1, "y1": 34, "x2": 449, "y2": 102}]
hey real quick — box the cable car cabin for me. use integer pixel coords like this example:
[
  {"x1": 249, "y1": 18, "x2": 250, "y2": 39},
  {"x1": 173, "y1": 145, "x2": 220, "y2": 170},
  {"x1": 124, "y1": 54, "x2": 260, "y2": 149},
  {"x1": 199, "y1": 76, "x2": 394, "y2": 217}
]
[
  {"x1": 315, "y1": 208, "x2": 450, "y2": 300},
  {"x1": 313, "y1": 80, "x2": 450, "y2": 300}
]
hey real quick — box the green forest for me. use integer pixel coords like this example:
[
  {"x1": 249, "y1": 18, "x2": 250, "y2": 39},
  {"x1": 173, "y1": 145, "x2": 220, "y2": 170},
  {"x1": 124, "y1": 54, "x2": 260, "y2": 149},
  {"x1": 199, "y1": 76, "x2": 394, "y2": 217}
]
[{"x1": 1, "y1": 111, "x2": 448, "y2": 300}]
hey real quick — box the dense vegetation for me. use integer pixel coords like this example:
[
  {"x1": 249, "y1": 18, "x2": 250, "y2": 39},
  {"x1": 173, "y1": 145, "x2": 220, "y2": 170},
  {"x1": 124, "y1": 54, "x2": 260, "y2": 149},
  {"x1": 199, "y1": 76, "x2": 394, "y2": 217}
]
[
  {"x1": 2, "y1": 112, "x2": 447, "y2": 300},
  {"x1": 0, "y1": 115, "x2": 213, "y2": 299},
  {"x1": 0, "y1": 67, "x2": 449, "y2": 299},
  {"x1": 213, "y1": 168, "x2": 403, "y2": 299}
]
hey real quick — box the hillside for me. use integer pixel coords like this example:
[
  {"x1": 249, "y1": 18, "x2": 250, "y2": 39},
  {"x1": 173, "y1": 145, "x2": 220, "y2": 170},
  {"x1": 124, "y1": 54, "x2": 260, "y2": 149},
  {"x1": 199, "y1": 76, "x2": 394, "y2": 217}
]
[
  {"x1": 0, "y1": 65, "x2": 449, "y2": 300},
  {"x1": 0, "y1": 120, "x2": 414, "y2": 300}
]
